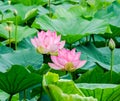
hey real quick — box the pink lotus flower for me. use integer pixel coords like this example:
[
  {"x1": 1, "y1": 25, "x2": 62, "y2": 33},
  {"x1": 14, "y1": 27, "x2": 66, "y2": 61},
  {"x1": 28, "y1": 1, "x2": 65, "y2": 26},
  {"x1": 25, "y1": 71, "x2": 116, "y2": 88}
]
[
  {"x1": 31, "y1": 30, "x2": 65, "y2": 55},
  {"x1": 48, "y1": 48, "x2": 86, "y2": 72}
]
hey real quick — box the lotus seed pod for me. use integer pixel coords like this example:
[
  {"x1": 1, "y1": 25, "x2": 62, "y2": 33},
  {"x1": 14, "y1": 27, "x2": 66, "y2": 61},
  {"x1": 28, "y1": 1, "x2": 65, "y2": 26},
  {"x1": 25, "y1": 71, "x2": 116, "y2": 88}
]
[{"x1": 109, "y1": 38, "x2": 116, "y2": 51}]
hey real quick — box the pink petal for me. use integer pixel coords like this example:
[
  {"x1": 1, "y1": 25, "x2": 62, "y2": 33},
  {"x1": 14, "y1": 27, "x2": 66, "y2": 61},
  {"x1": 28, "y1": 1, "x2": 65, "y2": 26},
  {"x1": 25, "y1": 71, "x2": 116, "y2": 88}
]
[
  {"x1": 59, "y1": 41, "x2": 65, "y2": 49},
  {"x1": 71, "y1": 48, "x2": 76, "y2": 54},
  {"x1": 38, "y1": 31, "x2": 44, "y2": 40},
  {"x1": 57, "y1": 57, "x2": 68, "y2": 66},
  {"x1": 76, "y1": 60, "x2": 86, "y2": 69},
  {"x1": 74, "y1": 52, "x2": 81, "y2": 60},
  {"x1": 48, "y1": 63, "x2": 62, "y2": 70},
  {"x1": 51, "y1": 56, "x2": 63, "y2": 67},
  {"x1": 48, "y1": 45, "x2": 58, "y2": 52},
  {"x1": 55, "y1": 35, "x2": 61, "y2": 43},
  {"x1": 31, "y1": 38, "x2": 38, "y2": 47}
]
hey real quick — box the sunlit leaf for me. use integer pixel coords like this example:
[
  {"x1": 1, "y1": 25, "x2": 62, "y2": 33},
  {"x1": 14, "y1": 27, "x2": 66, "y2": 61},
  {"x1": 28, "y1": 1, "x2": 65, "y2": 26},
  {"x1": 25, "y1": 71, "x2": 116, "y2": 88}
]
[
  {"x1": 77, "y1": 83, "x2": 120, "y2": 101},
  {"x1": 0, "y1": 48, "x2": 43, "y2": 72},
  {"x1": 32, "y1": 15, "x2": 109, "y2": 44},
  {"x1": 43, "y1": 72, "x2": 97, "y2": 101},
  {"x1": 0, "y1": 23, "x2": 37, "y2": 43}
]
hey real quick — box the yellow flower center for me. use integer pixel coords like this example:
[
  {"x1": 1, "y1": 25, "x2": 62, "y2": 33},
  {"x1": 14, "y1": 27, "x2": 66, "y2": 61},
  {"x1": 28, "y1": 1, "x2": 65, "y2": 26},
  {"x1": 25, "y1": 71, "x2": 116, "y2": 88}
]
[
  {"x1": 37, "y1": 46, "x2": 58, "y2": 56},
  {"x1": 64, "y1": 62, "x2": 75, "y2": 72},
  {"x1": 37, "y1": 46, "x2": 44, "y2": 54}
]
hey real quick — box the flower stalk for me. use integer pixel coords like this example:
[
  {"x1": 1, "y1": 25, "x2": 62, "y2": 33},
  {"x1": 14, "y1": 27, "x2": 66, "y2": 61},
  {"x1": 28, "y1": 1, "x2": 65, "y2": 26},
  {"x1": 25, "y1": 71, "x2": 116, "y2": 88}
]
[
  {"x1": 109, "y1": 38, "x2": 115, "y2": 83},
  {"x1": 110, "y1": 50, "x2": 114, "y2": 83},
  {"x1": 8, "y1": 94, "x2": 13, "y2": 101},
  {"x1": 6, "y1": 21, "x2": 12, "y2": 48},
  {"x1": 14, "y1": 9, "x2": 18, "y2": 50},
  {"x1": 48, "y1": 0, "x2": 51, "y2": 17}
]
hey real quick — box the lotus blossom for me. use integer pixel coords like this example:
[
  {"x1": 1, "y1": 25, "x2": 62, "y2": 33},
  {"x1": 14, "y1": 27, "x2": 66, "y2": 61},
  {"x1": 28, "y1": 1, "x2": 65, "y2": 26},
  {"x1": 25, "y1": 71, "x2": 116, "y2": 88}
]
[
  {"x1": 48, "y1": 48, "x2": 86, "y2": 72},
  {"x1": 31, "y1": 30, "x2": 65, "y2": 55}
]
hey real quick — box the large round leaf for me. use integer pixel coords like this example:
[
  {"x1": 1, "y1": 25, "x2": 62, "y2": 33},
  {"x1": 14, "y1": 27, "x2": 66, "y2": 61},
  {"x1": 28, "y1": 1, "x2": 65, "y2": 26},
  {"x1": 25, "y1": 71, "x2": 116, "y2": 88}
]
[
  {"x1": 0, "y1": 48, "x2": 43, "y2": 72},
  {"x1": 32, "y1": 15, "x2": 108, "y2": 44},
  {"x1": 0, "y1": 23, "x2": 37, "y2": 43},
  {"x1": 75, "y1": 66, "x2": 120, "y2": 84},
  {"x1": 77, "y1": 83, "x2": 120, "y2": 101},
  {"x1": 43, "y1": 72, "x2": 97, "y2": 101},
  {"x1": 0, "y1": 65, "x2": 42, "y2": 95},
  {"x1": 76, "y1": 43, "x2": 120, "y2": 73}
]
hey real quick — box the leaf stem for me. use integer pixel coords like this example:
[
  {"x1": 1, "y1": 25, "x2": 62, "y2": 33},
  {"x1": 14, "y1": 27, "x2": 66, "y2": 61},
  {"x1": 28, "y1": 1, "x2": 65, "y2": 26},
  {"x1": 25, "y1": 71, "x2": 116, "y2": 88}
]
[
  {"x1": 110, "y1": 50, "x2": 114, "y2": 83},
  {"x1": 1, "y1": 13, "x2": 3, "y2": 22},
  {"x1": 37, "y1": 85, "x2": 43, "y2": 101},
  {"x1": 86, "y1": 36, "x2": 88, "y2": 43},
  {"x1": 48, "y1": 0, "x2": 51, "y2": 17},
  {"x1": 23, "y1": 90, "x2": 27, "y2": 101},
  {"x1": 9, "y1": 30, "x2": 11, "y2": 47},
  {"x1": 8, "y1": 94, "x2": 13, "y2": 101}
]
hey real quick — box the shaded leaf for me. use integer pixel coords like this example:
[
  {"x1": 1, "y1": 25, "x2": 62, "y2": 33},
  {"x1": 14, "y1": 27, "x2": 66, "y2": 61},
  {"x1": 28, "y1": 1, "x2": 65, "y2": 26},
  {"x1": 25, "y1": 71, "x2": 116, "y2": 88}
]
[
  {"x1": 0, "y1": 65, "x2": 42, "y2": 95},
  {"x1": 76, "y1": 43, "x2": 120, "y2": 73},
  {"x1": 75, "y1": 66, "x2": 120, "y2": 84}
]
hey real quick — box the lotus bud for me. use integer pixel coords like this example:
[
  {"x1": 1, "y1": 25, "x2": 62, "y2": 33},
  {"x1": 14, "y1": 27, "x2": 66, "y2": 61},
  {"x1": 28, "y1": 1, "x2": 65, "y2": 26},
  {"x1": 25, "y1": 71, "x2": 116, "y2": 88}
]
[
  {"x1": 5, "y1": 21, "x2": 13, "y2": 32},
  {"x1": 5, "y1": 26, "x2": 12, "y2": 32},
  {"x1": 8, "y1": 0, "x2": 11, "y2": 5},
  {"x1": 109, "y1": 38, "x2": 116, "y2": 51},
  {"x1": 13, "y1": 9, "x2": 18, "y2": 16},
  {"x1": 6, "y1": 21, "x2": 13, "y2": 26}
]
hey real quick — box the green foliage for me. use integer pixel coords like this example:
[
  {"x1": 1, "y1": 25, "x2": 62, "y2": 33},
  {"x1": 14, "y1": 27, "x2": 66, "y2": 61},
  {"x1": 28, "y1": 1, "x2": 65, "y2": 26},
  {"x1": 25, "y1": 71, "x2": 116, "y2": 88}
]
[
  {"x1": 11, "y1": 0, "x2": 48, "y2": 6},
  {"x1": 1, "y1": 0, "x2": 120, "y2": 100},
  {"x1": 0, "y1": 23, "x2": 37, "y2": 43},
  {"x1": 32, "y1": 15, "x2": 109, "y2": 44},
  {"x1": 0, "y1": 48, "x2": 43, "y2": 72},
  {"x1": 75, "y1": 66, "x2": 120, "y2": 84},
  {"x1": 76, "y1": 43, "x2": 120, "y2": 73},
  {"x1": 43, "y1": 72, "x2": 97, "y2": 101},
  {"x1": 77, "y1": 83, "x2": 120, "y2": 101},
  {"x1": 0, "y1": 65, "x2": 42, "y2": 95}
]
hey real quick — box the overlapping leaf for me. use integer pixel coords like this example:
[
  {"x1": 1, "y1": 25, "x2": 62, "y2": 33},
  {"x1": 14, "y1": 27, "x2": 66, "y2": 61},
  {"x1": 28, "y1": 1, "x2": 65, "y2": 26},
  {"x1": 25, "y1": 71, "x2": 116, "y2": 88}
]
[
  {"x1": 43, "y1": 72, "x2": 97, "y2": 101},
  {"x1": 0, "y1": 23, "x2": 37, "y2": 43},
  {"x1": 77, "y1": 83, "x2": 120, "y2": 101},
  {"x1": 75, "y1": 66, "x2": 120, "y2": 84},
  {"x1": 32, "y1": 15, "x2": 109, "y2": 44},
  {"x1": 0, "y1": 65, "x2": 42, "y2": 94},
  {"x1": 76, "y1": 43, "x2": 120, "y2": 73},
  {"x1": 0, "y1": 48, "x2": 43, "y2": 72}
]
